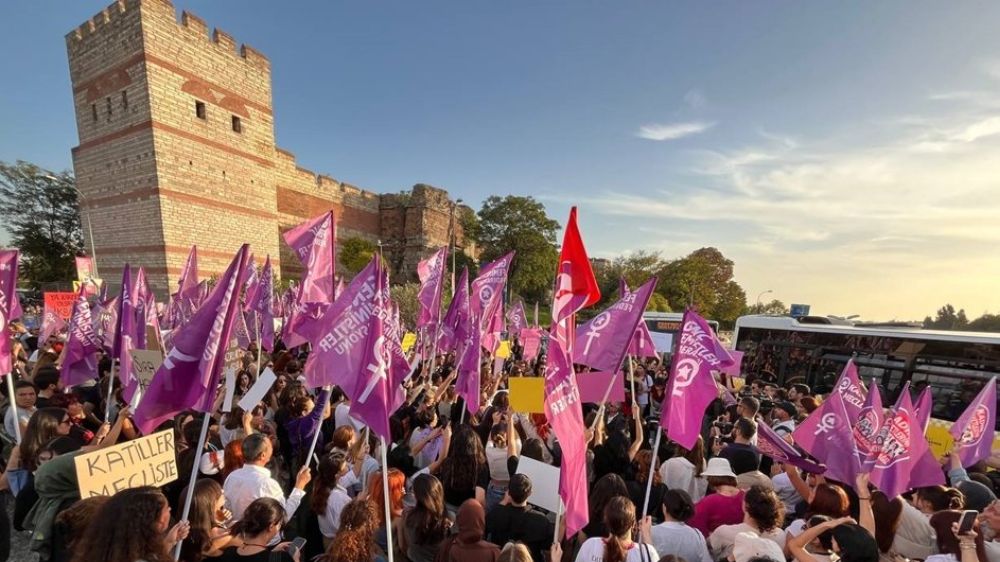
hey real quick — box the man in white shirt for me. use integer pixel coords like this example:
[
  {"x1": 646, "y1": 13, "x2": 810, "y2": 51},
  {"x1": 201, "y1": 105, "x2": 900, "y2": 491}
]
[
  {"x1": 333, "y1": 399, "x2": 365, "y2": 431},
  {"x1": 223, "y1": 433, "x2": 311, "y2": 521},
  {"x1": 771, "y1": 402, "x2": 797, "y2": 436},
  {"x1": 4, "y1": 380, "x2": 37, "y2": 438}
]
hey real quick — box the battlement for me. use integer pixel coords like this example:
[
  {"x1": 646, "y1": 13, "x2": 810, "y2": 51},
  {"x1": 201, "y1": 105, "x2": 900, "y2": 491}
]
[
  {"x1": 172, "y1": 6, "x2": 269, "y2": 71},
  {"x1": 66, "y1": 0, "x2": 132, "y2": 42}
]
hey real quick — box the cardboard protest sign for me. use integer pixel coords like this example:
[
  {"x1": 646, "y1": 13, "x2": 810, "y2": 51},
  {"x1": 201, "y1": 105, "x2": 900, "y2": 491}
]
[
  {"x1": 75, "y1": 256, "x2": 94, "y2": 282},
  {"x1": 222, "y1": 369, "x2": 237, "y2": 413},
  {"x1": 74, "y1": 430, "x2": 177, "y2": 497},
  {"x1": 401, "y1": 332, "x2": 417, "y2": 353},
  {"x1": 238, "y1": 367, "x2": 277, "y2": 412},
  {"x1": 129, "y1": 349, "x2": 163, "y2": 398},
  {"x1": 577, "y1": 371, "x2": 626, "y2": 403},
  {"x1": 43, "y1": 292, "x2": 76, "y2": 320},
  {"x1": 508, "y1": 377, "x2": 545, "y2": 413},
  {"x1": 515, "y1": 456, "x2": 563, "y2": 513},
  {"x1": 495, "y1": 340, "x2": 512, "y2": 359}
]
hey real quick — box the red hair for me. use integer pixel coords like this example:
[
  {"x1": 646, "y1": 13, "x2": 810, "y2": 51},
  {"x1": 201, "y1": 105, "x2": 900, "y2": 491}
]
[
  {"x1": 366, "y1": 469, "x2": 405, "y2": 528},
  {"x1": 222, "y1": 439, "x2": 245, "y2": 480}
]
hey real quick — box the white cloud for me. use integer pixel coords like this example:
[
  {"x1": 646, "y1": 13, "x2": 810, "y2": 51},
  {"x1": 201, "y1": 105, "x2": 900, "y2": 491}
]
[
  {"x1": 635, "y1": 121, "x2": 714, "y2": 141},
  {"x1": 683, "y1": 89, "x2": 707, "y2": 109}
]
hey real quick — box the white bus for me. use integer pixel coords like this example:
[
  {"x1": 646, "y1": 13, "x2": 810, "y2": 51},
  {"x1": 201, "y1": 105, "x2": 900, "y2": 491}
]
[
  {"x1": 642, "y1": 312, "x2": 720, "y2": 356},
  {"x1": 732, "y1": 314, "x2": 1000, "y2": 455}
]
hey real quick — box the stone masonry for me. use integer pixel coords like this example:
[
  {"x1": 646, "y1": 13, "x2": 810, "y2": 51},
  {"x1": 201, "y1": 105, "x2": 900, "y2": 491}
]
[{"x1": 66, "y1": 0, "x2": 471, "y2": 293}]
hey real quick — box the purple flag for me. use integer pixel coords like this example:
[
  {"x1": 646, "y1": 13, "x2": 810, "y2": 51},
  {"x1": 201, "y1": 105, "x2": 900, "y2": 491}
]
[
  {"x1": 283, "y1": 211, "x2": 336, "y2": 305},
  {"x1": 113, "y1": 265, "x2": 143, "y2": 403},
  {"x1": 506, "y1": 301, "x2": 527, "y2": 334},
  {"x1": 520, "y1": 328, "x2": 542, "y2": 362},
  {"x1": 247, "y1": 255, "x2": 275, "y2": 352},
  {"x1": 834, "y1": 359, "x2": 866, "y2": 420},
  {"x1": 793, "y1": 390, "x2": 863, "y2": 486},
  {"x1": 416, "y1": 247, "x2": 447, "y2": 330},
  {"x1": 133, "y1": 245, "x2": 251, "y2": 435},
  {"x1": 242, "y1": 254, "x2": 258, "y2": 306},
  {"x1": 471, "y1": 252, "x2": 514, "y2": 332},
  {"x1": 913, "y1": 386, "x2": 933, "y2": 432},
  {"x1": 454, "y1": 289, "x2": 482, "y2": 416},
  {"x1": 620, "y1": 280, "x2": 659, "y2": 358},
  {"x1": 93, "y1": 296, "x2": 119, "y2": 353},
  {"x1": 544, "y1": 337, "x2": 590, "y2": 536},
  {"x1": 660, "y1": 310, "x2": 736, "y2": 449},
  {"x1": 176, "y1": 245, "x2": 200, "y2": 302},
  {"x1": 60, "y1": 287, "x2": 102, "y2": 387},
  {"x1": 438, "y1": 268, "x2": 469, "y2": 353},
  {"x1": 133, "y1": 267, "x2": 156, "y2": 351},
  {"x1": 234, "y1": 308, "x2": 251, "y2": 350},
  {"x1": 853, "y1": 384, "x2": 884, "y2": 471},
  {"x1": 574, "y1": 278, "x2": 657, "y2": 372},
  {"x1": 40, "y1": 302, "x2": 67, "y2": 342},
  {"x1": 482, "y1": 303, "x2": 505, "y2": 355},
  {"x1": 757, "y1": 419, "x2": 825, "y2": 474},
  {"x1": 870, "y1": 388, "x2": 927, "y2": 498},
  {"x1": 0, "y1": 250, "x2": 22, "y2": 375},
  {"x1": 950, "y1": 378, "x2": 997, "y2": 467}
]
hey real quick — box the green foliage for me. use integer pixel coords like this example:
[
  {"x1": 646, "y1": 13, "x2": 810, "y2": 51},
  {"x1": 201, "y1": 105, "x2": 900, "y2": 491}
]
[
  {"x1": 656, "y1": 247, "x2": 747, "y2": 326},
  {"x1": 0, "y1": 161, "x2": 83, "y2": 288},
  {"x1": 923, "y1": 304, "x2": 969, "y2": 330},
  {"x1": 594, "y1": 250, "x2": 665, "y2": 307},
  {"x1": 339, "y1": 237, "x2": 378, "y2": 276},
  {"x1": 472, "y1": 195, "x2": 559, "y2": 303},
  {"x1": 646, "y1": 292, "x2": 671, "y2": 312},
  {"x1": 747, "y1": 299, "x2": 789, "y2": 315},
  {"x1": 968, "y1": 314, "x2": 1000, "y2": 332},
  {"x1": 390, "y1": 282, "x2": 420, "y2": 330}
]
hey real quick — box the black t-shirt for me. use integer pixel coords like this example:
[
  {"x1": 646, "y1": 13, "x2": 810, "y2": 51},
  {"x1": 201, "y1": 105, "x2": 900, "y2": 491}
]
[
  {"x1": 485, "y1": 505, "x2": 554, "y2": 562},
  {"x1": 441, "y1": 463, "x2": 491, "y2": 508},
  {"x1": 718, "y1": 442, "x2": 761, "y2": 475},
  {"x1": 204, "y1": 546, "x2": 295, "y2": 562}
]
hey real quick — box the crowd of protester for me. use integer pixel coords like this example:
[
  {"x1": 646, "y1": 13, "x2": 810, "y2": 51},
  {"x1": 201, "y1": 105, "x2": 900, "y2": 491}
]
[{"x1": 0, "y1": 321, "x2": 996, "y2": 562}]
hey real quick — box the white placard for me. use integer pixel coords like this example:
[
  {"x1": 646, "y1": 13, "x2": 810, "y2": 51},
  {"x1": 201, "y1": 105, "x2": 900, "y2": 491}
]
[
  {"x1": 515, "y1": 456, "x2": 564, "y2": 513},
  {"x1": 222, "y1": 368, "x2": 237, "y2": 413},
  {"x1": 238, "y1": 368, "x2": 276, "y2": 412},
  {"x1": 651, "y1": 332, "x2": 673, "y2": 354}
]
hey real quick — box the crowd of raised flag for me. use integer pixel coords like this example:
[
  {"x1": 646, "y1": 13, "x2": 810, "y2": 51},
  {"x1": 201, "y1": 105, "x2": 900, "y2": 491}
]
[{"x1": 0, "y1": 206, "x2": 996, "y2": 562}]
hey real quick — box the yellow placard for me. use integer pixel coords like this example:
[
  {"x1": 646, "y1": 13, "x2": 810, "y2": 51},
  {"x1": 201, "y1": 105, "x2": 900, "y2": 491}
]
[
  {"x1": 74, "y1": 430, "x2": 177, "y2": 498},
  {"x1": 495, "y1": 340, "x2": 512, "y2": 359},
  {"x1": 508, "y1": 377, "x2": 545, "y2": 414},
  {"x1": 402, "y1": 332, "x2": 417, "y2": 353},
  {"x1": 731, "y1": 377, "x2": 746, "y2": 392}
]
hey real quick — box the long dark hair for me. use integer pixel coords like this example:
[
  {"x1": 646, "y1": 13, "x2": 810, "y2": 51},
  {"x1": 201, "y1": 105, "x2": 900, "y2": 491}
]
[
  {"x1": 831, "y1": 523, "x2": 879, "y2": 562},
  {"x1": 405, "y1": 473, "x2": 448, "y2": 545},
  {"x1": 590, "y1": 473, "x2": 629, "y2": 527},
  {"x1": 230, "y1": 498, "x2": 285, "y2": 538},
  {"x1": 312, "y1": 452, "x2": 347, "y2": 515},
  {"x1": 603, "y1": 496, "x2": 636, "y2": 562},
  {"x1": 437, "y1": 425, "x2": 486, "y2": 495},
  {"x1": 181, "y1": 479, "x2": 223, "y2": 562},
  {"x1": 71, "y1": 487, "x2": 172, "y2": 562},
  {"x1": 20, "y1": 407, "x2": 67, "y2": 471}
]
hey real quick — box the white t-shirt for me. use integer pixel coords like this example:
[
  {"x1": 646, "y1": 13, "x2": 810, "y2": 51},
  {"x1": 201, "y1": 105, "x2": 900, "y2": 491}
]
[
  {"x1": 4, "y1": 406, "x2": 35, "y2": 437},
  {"x1": 709, "y1": 522, "x2": 786, "y2": 561},
  {"x1": 574, "y1": 537, "x2": 658, "y2": 562},
  {"x1": 333, "y1": 402, "x2": 365, "y2": 431},
  {"x1": 318, "y1": 485, "x2": 352, "y2": 538}
]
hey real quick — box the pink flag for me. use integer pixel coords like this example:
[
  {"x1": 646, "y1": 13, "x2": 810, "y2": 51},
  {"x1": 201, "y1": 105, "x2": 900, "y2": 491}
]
[
  {"x1": 175, "y1": 246, "x2": 200, "y2": 302},
  {"x1": 438, "y1": 268, "x2": 469, "y2": 353},
  {"x1": 60, "y1": 286, "x2": 102, "y2": 387},
  {"x1": 620, "y1": 280, "x2": 658, "y2": 358},
  {"x1": 870, "y1": 387, "x2": 928, "y2": 498},
  {"x1": 93, "y1": 296, "x2": 119, "y2": 353},
  {"x1": 40, "y1": 302, "x2": 67, "y2": 342},
  {"x1": 913, "y1": 386, "x2": 933, "y2": 432},
  {"x1": 834, "y1": 359, "x2": 866, "y2": 420},
  {"x1": 574, "y1": 278, "x2": 657, "y2": 372},
  {"x1": 349, "y1": 258, "x2": 410, "y2": 440},
  {"x1": 246, "y1": 255, "x2": 276, "y2": 352},
  {"x1": 506, "y1": 301, "x2": 527, "y2": 334},
  {"x1": 416, "y1": 247, "x2": 448, "y2": 330},
  {"x1": 853, "y1": 384, "x2": 884, "y2": 471},
  {"x1": 133, "y1": 245, "x2": 251, "y2": 435},
  {"x1": 471, "y1": 252, "x2": 515, "y2": 333},
  {"x1": 0, "y1": 250, "x2": 22, "y2": 375},
  {"x1": 133, "y1": 267, "x2": 157, "y2": 351},
  {"x1": 283, "y1": 211, "x2": 336, "y2": 344},
  {"x1": 520, "y1": 328, "x2": 542, "y2": 362},
  {"x1": 757, "y1": 418, "x2": 825, "y2": 474},
  {"x1": 792, "y1": 390, "x2": 863, "y2": 486},
  {"x1": 455, "y1": 293, "x2": 482, "y2": 416},
  {"x1": 113, "y1": 265, "x2": 142, "y2": 403},
  {"x1": 660, "y1": 310, "x2": 736, "y2": 449},
  {"x1": 544, "y1": 207, "x2": 600, "y2": 537},
  {"x1": 950, "y1": 378, "x2": 997, "y2": 468},
  {"x1": 482, "y1": 303, "x2": 505, "y2": 355}
]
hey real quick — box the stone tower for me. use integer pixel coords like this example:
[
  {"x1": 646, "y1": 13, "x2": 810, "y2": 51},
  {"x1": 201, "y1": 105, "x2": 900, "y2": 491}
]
[{"x1": 66, "y1": 0, "x2": 470, "y2": 294}]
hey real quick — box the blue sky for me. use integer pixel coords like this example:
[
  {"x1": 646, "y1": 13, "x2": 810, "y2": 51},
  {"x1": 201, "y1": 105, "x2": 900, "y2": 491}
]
[{"x1": 3, "y1": 2, "x2": 1000, "y2": 320}]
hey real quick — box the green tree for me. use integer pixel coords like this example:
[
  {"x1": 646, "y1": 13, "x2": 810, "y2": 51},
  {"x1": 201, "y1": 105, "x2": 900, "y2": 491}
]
[
  {"x1": 595, "y1": 250, "x2": 666, "y2": 306},
  {"x1": 656, "y1": 247, "x2": 747, "y2": 325},
  {"x1": 0, "y1": 161, "x2": 83, "y2": 288},
  {"x1": 339, "y1": 236, "x2": 378, "y2": 276},
  {"x1": 646, "y1": 292, "x2": 671, "y2": 312},
  {"x1": 923, "y1": 304, "x2": 969, "y2": 330},
  {"x1": 747, "y1": 299, "x2": 789, "y2": 315},
  {"x1": 473, "y1": 195, "x2": 559, "y2": 303},
  {"x1": 390, "y1": 282, "x2": 420, "y2": 330},
  {"x1": 968, "y1": 314, "x2": 1000, "y2": 333}
]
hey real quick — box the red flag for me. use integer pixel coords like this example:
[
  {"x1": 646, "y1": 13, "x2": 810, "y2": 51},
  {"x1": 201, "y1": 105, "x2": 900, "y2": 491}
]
[{"x1": 551, "y1": 207, "x2": 600, "y2": 345}]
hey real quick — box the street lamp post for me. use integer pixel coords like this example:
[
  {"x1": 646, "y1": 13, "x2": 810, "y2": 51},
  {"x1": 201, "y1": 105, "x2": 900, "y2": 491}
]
[{"x1": 755, "y1": 289, "x2": 773, "y2": 309}]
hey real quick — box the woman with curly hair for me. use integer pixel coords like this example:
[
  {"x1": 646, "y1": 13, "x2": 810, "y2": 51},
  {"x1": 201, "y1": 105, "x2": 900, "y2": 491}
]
[
  {"x1": 435, "y1": 425, "x2": 489, "y2": 509},
  {"x1": 401, "y1": 473, "x2": 451, "y2": 562},
  {"x1": 325, "y1": 499, "x2": 386, "y2": 562},
  {"x1": 708, "y1": 485, "x2": 787, "y2": 560},
  {"x1": 71, "y1": 486, "x2": 189, "y2": 562}
]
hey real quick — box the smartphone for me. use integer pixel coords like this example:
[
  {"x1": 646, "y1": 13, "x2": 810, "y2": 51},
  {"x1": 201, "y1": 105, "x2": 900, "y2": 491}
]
[
  {"x1": 957, "y1": 510, "x2": 978, "y2": 535},
  {"x1": 287, "y1": 537, "x2": 307, "y2": 557}
]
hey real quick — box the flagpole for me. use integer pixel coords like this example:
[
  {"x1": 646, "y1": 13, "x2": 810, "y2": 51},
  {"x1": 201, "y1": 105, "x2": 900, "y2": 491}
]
[
  {"x1": 553, "y1": 500, "x2": 563, "y2": 547},
  {"x1": 628, "y1": 356, "x2": 637, "y2": 407},
  {"x1": 105, "y1": 362, "x2": 117, "y2": 424},
  {"x1": 5, "y1": 372, "x2": 22, "y2": 444},
  {"x1": 173, "y1": 412, "x2": 211, "y2": 560},
  {"x1": 380, "y1": 434, "x2": 396, "y2": 562},
  {"x1": 641, "y1": 425, "x2": 662, "y2": 518},
  {"x1": 304, "y1": 385, "x2": 332, "y2": 464},
  {"x1": 255, "y1": 320, "x2": 262, "y2": 376}
]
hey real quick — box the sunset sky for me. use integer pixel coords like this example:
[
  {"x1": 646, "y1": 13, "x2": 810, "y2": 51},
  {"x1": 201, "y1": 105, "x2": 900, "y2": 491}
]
[{"x1": 2, "y1": 2, "x2": 999, "y2": 321}]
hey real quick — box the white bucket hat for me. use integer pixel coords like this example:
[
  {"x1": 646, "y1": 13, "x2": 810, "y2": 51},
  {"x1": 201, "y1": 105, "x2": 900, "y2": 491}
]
[{"x1": 702, "y1": 457, "x2": 737, "y2": 478}]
